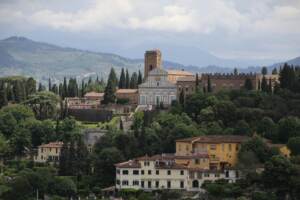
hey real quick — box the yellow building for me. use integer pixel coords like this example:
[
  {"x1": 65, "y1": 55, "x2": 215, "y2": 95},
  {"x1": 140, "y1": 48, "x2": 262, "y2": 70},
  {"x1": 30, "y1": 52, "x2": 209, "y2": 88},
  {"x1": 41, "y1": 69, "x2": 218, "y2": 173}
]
[
  {"x1": 167, "y1": 70, "x2": 194, "y2": 84},
  {"x1": 34, "y1": 142, "x2": 63, "y2": 163},
  {"x1": 176, "y1": 135, "x2": 250, "y2": 169},
  {"x1": 267, "y1": 143, "x2": 291, "y2": 158}
]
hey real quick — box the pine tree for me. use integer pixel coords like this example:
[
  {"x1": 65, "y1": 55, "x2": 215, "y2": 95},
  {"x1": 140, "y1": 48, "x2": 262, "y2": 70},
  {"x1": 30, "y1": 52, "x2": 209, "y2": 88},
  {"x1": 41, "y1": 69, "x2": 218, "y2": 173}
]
[
  {"x1": 234, "y1": 68, "x2": 238, "y2": 75},
  {"x1": 119, "y1": 68, "x2": 126, "y2": 89},
  {"x1": 207, "y1": 75, "x2": 212, "y2": 92},
  {"x1": 130, "y1": 72, "x2": 138, "y2": 89},
  {"x1": 125, "y1": 69, "x2": 130, "y2": 88},
  {"x1": 272, "y1": 68, "x2": 278, "y2": 75},
  {"x1": 244, "y1": 78, "x2": 253, "y2": 90},
  {"x1": 138, "y1": 70, "x2": 143, "y2": 84},
  {"x1": 48, "y1": 78, "x2": 52, "y2": 91}
]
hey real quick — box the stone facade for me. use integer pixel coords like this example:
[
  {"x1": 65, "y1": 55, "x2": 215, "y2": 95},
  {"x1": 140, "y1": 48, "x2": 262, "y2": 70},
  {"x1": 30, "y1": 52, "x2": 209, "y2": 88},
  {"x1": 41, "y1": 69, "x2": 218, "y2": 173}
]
[
  {"x1": 167, "y1": 70, "x2": 194, "y2": 84},
  {"x1": 116, "y1": 89, "x2": 138, "y2": 105},
  {"x1": 144, "y1": 49, "x2": 162, "y2": 79},
  {"x1": 176, "y1": 76, "x2": 196, "y2": 98},
  {"x1": 201, "y1": 73, "x2": 279, "y2": 93},
  {"x1": 138, "y1": 68, "x2": 177, "y2": 106}
]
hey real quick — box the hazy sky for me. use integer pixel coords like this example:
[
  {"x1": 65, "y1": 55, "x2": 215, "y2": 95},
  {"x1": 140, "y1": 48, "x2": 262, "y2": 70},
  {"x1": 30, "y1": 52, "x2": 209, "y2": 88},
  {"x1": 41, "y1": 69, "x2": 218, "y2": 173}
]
[{"x1": 0, "y1": 0, "x2": 299, "y2": 65}]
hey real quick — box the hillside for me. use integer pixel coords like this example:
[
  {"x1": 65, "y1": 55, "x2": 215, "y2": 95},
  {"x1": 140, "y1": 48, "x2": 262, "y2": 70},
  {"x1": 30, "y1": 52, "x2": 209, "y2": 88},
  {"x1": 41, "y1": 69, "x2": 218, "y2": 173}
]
[{"x1": 0, "y1": 36, "x2": 299, "y2": 83}]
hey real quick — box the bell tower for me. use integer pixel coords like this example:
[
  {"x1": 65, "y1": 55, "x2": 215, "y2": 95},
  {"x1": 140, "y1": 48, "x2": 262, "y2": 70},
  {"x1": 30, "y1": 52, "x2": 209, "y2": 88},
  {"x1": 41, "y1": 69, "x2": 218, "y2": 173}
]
[{"x1": 144, "y1": 49, "x2": 162, "y2": 79}]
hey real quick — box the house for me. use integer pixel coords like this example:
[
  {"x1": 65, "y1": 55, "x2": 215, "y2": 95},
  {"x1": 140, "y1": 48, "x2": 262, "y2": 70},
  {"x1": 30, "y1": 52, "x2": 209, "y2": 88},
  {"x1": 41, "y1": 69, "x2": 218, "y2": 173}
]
[
  {"x1": 176, "y1": 135, "x2": 249, "y2": 170},
  {"x1": 34, "y1": 142, "x2": 63, "y2": 163},
  {"x1": 115, "y1": 154, "x2": 238, "y2": 191}
]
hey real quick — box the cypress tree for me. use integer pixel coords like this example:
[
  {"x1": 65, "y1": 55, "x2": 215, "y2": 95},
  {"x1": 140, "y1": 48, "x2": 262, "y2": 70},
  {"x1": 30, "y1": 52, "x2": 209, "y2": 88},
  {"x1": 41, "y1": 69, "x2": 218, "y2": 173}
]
[
  {"x1": 59, "y1": 142, "x2": 69, "y2": 176},
  {"x1": 58, "y1": 83, "x2": 63, "y2": 98},
  {"x1": 138, "y1": 70, "x2": 143, "y2": 84},
  {"x1": 261, "y1": 67, "x2": 268, "y2": 75},
  {"x1": 207, "y1": 75, "x2": 212, "y2": 93},
  {"x1": 244, "y1": 78, "x2": 253, "y2": 90},
  {"x1": 261, "y1": 76, "x2": 268, "y2": 92},
  {"x1": 272, "y1": 68, "x2": 278, "y2": 75},
  {"x1": 119, "y1": 68, "x2": 126, "y2": 89},
  {"x1": 125, "y1": 69, "x2": 130, "y2": 88},
  {"x1": 48, "y1": 78, "x2": 52, "y2": 91},
  {"x1": 75, "y1": 138, "x2": 90, "y2": 175},
  {"x1": 268, "y1": 78, "x2": 272, "y2": 93},
  {"x1": 179, "y1": 89, "x2": 185, "y2": 106},
  {"x1": 196, "y1": 73, "x2": 199, "y2": 88},
  {"x1": 130, "y1": 72, "x2": 138, "y2": 89},
  {"x1": 63, "y1": 77, "x2": 68, "y2": 98},
  {"x1": 51, "y1": 84, "x2": 58, "y2": 94},
  {"x1": 81, "y1": 80, "x2": 85, "y2": 97},
  {"x1": 13, "y1": 81, "x2": 25, "y2": 103},
  {"x1": 0, "y1": 83, "x2": 8, "y2": 108},
  {"x1": 103, "y1": 79, "x2": 116, "y2": 104},
  {"x1": 120, "y1": 119, "x2": 124, "y2": 130},
  {"x1": 26, "y1": 77, "x2": 36, "y2": 96},
  {"x1": 108, "y1": 68, "x2": 118, "y2": 87},
  {"x1": 234, "y1": 68, "x2": 238, "y2": 75},
  {"x1": 68, "y1": 139, "x2": 76, "y2": 176}
]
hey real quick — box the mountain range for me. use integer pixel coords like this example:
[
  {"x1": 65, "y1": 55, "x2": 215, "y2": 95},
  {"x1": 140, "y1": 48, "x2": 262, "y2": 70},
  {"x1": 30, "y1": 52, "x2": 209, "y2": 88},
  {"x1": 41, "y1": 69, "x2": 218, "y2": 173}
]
[{"x1": 0, "y1": 36, "x2": 299, "y2": 83}]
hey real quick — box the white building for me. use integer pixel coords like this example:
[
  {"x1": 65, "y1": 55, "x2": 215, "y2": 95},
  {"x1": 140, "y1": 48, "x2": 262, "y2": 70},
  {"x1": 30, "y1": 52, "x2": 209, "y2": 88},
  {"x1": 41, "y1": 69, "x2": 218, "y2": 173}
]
[
  {"x1": 34, "y1": 142, "x2": 63, "y2": 163},
  {"x1": 115, "y1": 154, "x2": 239, "y2": 191},
  {"x1": 138, "y1": 68, "x2": 177, "y2": 107}
]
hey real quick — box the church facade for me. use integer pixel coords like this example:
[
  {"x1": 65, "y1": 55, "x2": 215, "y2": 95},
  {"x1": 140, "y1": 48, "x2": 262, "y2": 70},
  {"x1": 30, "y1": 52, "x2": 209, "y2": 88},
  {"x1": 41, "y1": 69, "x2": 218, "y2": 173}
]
[{"x1": 138, "y1": 68, "x2": 177, "y2": 106}]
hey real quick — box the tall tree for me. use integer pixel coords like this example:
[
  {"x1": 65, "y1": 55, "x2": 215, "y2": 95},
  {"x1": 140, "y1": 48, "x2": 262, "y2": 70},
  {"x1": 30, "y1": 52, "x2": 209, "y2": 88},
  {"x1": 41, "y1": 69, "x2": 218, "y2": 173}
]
[
  {"x1": 207, "y1": 75, "x2": 212, "y2": 93},
  {"x1": 59, "y1": 142, "x2": 69, "y2": 176},
  {"x1": 234, "y1": 68, "x2": 238, "y2": 75},
  {"x1": 261, "y1": 76, "x2": 268, "y2": 92},
  {"x1": 0, "y1": 83, "x2": 8, "y2": 108},
  {"x1": 138, "y1": 70, "x2": 143, "y2": 84},
  {"x1": 81, "y1": 80, "x2": 85, "y2": 97},
  {"x1": 272, "y1": 68, "x2": 278, "y2": 75},
  {"x1": 244, "y1": 78, "x2": 253, "y2": 90},
  {"x1": 179, "y1": 89, "x2": 185, "y2": 106},
  {"x1": 261, "y1": 66, "x2": 268, "y2": 75},
  {"x1": 63, "y1": 77, "x2": 68, "y2": 99},
  {"x1": 48, "y1": 78, "x2": 52, "y2": 91},
  {"x1": 125, "y1": 69, "x2": 130, "y2": 88},
  {"x1": 195, "y1": 73, "x2": 199, "y2": 90},
  {"x1": 130, "y1": 72, "x2": 138, "y2": 89},
  {"x1": 103, "y1": 68, "x2": 117, "y2": 104},
  {"x1": 26, "y1": 77, "x2": 36, "y2": 96},
  {"x1": 279, "y1": 63, "x2": 296, "y2": 90},
  {"x1": 13, "y1": 81, "x2": 25, "y2": 103},
  {"x1": 118, "y1": 68, "x2": 126, "y2": 89}
]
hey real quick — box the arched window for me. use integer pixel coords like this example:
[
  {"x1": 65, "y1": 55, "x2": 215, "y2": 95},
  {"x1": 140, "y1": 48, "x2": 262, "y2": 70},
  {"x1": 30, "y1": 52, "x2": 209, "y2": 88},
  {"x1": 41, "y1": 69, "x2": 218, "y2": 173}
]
[{"x1": 192, "y1": 180, "x2": 199, "y2": 188}]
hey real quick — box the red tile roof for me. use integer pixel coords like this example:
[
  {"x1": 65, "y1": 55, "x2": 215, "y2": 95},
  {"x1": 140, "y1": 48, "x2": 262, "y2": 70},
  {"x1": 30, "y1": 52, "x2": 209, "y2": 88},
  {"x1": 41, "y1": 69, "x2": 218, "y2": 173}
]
[
  {"x1": 39, "y1": 142, "x2": 63, "y2": 148},
  {"x1": 116, "y1": 89, "x2": 138, "y2": 94},
  {"x1": 176, "y1": 135, "x2": 250, "y2": 144},
  {"x1": 84, "y1": 92, "x2": 104, "y2": 98}
]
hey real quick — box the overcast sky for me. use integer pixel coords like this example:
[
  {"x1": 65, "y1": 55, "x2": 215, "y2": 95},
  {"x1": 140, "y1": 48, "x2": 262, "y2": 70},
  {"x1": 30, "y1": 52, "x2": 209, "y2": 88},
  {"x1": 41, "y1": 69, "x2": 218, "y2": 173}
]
[{"x1": 0, "y1": 0, "x2": 299, "y2": 65}]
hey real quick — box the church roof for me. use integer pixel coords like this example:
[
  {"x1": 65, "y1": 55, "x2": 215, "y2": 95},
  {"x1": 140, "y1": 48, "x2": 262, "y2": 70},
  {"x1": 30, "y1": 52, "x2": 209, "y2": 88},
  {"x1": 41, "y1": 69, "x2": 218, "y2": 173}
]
[
  {"x1": 148, "y1": 68, "x2": 168, "y2": 76},
  {"x1": 167, "y1": 70, "x2": 194, "y2": 76}
]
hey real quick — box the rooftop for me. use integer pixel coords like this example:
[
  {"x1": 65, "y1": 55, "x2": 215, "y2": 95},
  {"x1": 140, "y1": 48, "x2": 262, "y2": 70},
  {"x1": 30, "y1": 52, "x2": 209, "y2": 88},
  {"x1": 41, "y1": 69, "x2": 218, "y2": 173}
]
[
  {"x1": 116, "y1": 89, "x2": 138, "y2": 94},
  {"x1": 39, "y1": 141, "x2": 63, "y2": 148},
  {"x1": 84, "y1": 92, "x2": 104, "y2": 98},
  {"x1": 167, "y1": 70, "x2": 194, "y2": 76},
  {"x1": 176, "y1": 135, "x2": 250, "y2": 144},
  {"x1": 176, "y1": 76, "x2": 196, "y2": 82}
]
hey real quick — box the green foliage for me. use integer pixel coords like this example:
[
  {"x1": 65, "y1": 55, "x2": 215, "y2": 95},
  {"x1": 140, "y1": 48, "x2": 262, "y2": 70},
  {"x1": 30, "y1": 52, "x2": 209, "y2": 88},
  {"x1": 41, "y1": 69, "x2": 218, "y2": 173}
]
[
  {"x1": 287, "y1": 137, "x2": 300, "y2": 156},
  {"x1": 103, "y1": 68, "x2": 117, "y2": 104},
  {"x1": 278, "y1": 116, "x2": 300, "y2": 143},
  {"x1": 119, "y1": 68, "x2": 126, "y2": 89},
  {"x1": 244, "y1": 78, "x2": 253, "y2": 90}
]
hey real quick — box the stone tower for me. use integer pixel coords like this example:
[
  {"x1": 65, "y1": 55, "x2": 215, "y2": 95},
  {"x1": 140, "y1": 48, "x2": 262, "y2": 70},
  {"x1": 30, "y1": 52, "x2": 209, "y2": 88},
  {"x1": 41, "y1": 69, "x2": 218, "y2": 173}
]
[{"x1": 144, "y1": 49, "x2": 162, "y2": 79}]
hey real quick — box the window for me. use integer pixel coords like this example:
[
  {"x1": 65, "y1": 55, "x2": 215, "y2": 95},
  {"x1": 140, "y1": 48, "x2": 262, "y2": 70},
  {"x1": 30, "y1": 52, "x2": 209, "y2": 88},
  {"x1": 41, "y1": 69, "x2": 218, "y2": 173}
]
[
  {"x1": 122, "y1": 180, "x2": 129, "y2": 185},
  {"x1": 195, "y1": 159, "x2": 200, "y2": 164},
  {"x1": 157, "y1": 82, "x2": 159, "y2": 86},
  {"x1": 141, "y1": 181, "x2": 144, "y2": 188},
  {"x1": 122, "y1": 170, "x2": 129, "y2": 175},
  {"x1": 180, "y1": 170, "x2": 184, "y2": 175},
  {"x1": 56, "y1": 148, "x2": 58, "y2": 154},
  {"x1": 229, "y1": 144, "x2": 232, "y2": 151},
  {"x1": 210, "y1": 144, "x2": 216, "y2": 150},
  {"x1": 116, "y1": 169, "x2": 120, "y2": 174},
  {"x1": 215, "y1": 173, "x2": 220, "y2": 177},
  {"x1": 236, "y1": 144, "x2": 239, "y2": 151},
  {"x1": 226, "y1": 171, "x2": 229, "y2": 178},
  {"x1": 180, "y1": 181, "x2": 184, "y2": 189},
  {"x1": 167, "y1": 170, "x2": 171, "y2": 175},
  {"x1": 144, "y1": 161, "x2": 150, "y2": 166},
  {"x1": 50, "y1": 148, "x2": 52, "y2": 152},
  {"x1": 141, "y1": 170, "x2": 144, "y2": 175},
  {"x1": 148, "y1": 181, "x2": 152, "y2": 188},
  {"x1": 133, "y1": 180, "x2": 139, "y2": 186},
  {"x1": 155, "y1": 181, "x2": 159, "y2": 188},
  {"x1": 167, "y1": 181, "x2": 171, "y2": 189},
  {"x1": 148, "y1": 170, "x2": 152, "y2": 175},
  {"x1": 116, "y1": 180, "x2": 120, "y2": 185},
  {"x1": 41, "y1": 148, "x2": 44, "y2": 153},
  {"x1": 204, "y1": 173, "x2": 209, "y2": 177},
  {"x1": 156, "y1": 170, "x2": 159, "y2": 175},
  {"x1": 133, "y1": 170, "x2": 139, "y2": 175}
]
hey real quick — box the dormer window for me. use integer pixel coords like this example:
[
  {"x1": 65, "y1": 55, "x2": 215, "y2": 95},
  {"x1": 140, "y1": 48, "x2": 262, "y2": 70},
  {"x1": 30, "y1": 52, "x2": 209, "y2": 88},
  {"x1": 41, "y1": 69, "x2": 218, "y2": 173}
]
[{"x1": 157, "y1": 82, "x2": 159, "y2": 86}]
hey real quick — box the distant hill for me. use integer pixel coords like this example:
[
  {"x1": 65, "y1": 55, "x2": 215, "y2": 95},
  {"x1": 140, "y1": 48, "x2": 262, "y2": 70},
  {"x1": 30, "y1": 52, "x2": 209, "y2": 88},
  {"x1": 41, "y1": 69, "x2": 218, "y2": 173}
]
[
  {"x1": 271, "y1": 56, "x2": 300, "y2": 68},
  {"x1": 0, "y1": 36, "x2": 299, "y2": 83}
]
